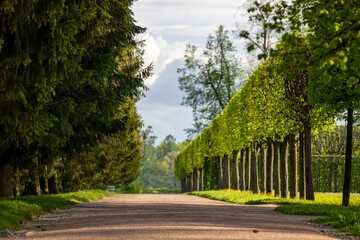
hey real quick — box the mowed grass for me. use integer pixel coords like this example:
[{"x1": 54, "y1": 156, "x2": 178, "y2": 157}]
[
  {"x1": 189, "y1": 190, "x2": 360, "y2": 236},
  {"x1": 0, "y1": 190, "x2": 115, "y2": 232}
]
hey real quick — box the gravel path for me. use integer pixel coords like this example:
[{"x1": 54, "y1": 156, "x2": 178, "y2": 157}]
[{"x1": 3, "y1": 194, "x2": 358, "y2": 239}]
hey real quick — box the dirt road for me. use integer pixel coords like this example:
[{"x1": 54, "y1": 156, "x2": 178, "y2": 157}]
[{"x1": 6, "y1": 194, "x2": 348, "y2": 239}]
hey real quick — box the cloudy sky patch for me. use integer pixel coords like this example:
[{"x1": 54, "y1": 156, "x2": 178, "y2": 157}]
[{"x1": 133, "y1": 0, "x2": 247, "y2": 144}]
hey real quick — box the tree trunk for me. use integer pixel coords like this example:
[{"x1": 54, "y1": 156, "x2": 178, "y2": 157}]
[
  {"x1": 181, "y1": 178, "x2": 185, "y2": 193},
  {"x1": 199, "y1": 168, "x2": 204, "y2": 191},
  {"x1": 289, "y1": 133, "x2": 297, "y2": 198},
  {"x1": 23, "y1": 157, "x2": 42, "y2": 196},
  {"x1": 189, "y1": 173, "x2": 194, "y2": 192},
  {"x1": 304, "y1": 118, "x2": 314, "y2": 200},
  {"x1": 342, "y1": 108, "x2": 353, "y2": 206},
  {"x1": 280, "y1": 136, "x2": 289, "y2": 198},
  {"x1": 231, "y1": 150, "x2": 239, "y2": 190},
  {"x1": 0, "y1": 162, "x2": 13, "y2": 197},
  {"x1": 273, "y1": 141, "x2": 281, "y2": 197},
  {"x1": 40, "y1": 165, "x2": 49, "y2": 194},
  {"x1": 266, "y1": 139, "x2": 273, "y2": 194},
  {"x1": 240, "y1": 149, "x2": 246, "y2": 191},
  {"x1": 245, "y1": 148, "x2": 251, "y2": 190},
  {"x1": 251, "y1": 143, "x2": 259, "y2": 194},
  {"x1": 14, "y1": 166, "x2": 21, "y2": 197},
  {"x1": 299, "y1": 131, "x2": 305, "y2": 199},
  {"x1": 193, "y1": 169, "x2": 199, "y2": 191},
  {"x1": 217, "y1": 156, "x2": 223, "y2": 190},
  {"x1": 223, "y1": 154, "x2": 230, "y2": 189},
  {"x1": 49, "y1": 173, "x2": 60, "y2": 194},
  {"x1": 260, "y1": 144, "x2": 266, "y2": 193}
]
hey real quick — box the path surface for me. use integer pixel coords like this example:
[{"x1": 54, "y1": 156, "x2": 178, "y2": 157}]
[{"x1": 6, "y1": 194, "x2": 349, "y2": 239}]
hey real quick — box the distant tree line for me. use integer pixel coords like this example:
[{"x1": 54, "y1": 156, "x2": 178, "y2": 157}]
[
  {"x1": 0, "y1": 0, "x2": 151, "y2": 197},
  {"x1": 137, "y1": 126, "x2": 188, "y2": 190}
]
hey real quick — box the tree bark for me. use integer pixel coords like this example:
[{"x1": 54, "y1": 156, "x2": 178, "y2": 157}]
[
  {"x1": 289, "y1": 133, "x2": 297, "y2": 198},
  {"x1": 245, "y1": 148, "x2": 251, "y2": 190},
  {"x1": 193, "y1": 169, "x2": 199, "y2": 191},
  {"x1": 23, "y1": 157, "x2": 42, "y2": 196},
  {"x1": 0, "y1": 162, "x2": 13, "y2": 197},
  {"x1": 260, "y1": 144, "x2": 266, "y2": 193},
  {"x1": 49, "y1": 173, "x2": 60, "y2": 194},
  {"x1": 14, "y1": 166, "x2": 21, "y2": 196},
  {"x1": 240, "y1": 149, "x2": 246, "y2": 191},
  {"x1": 266, "y1": 139, "x2": 273, "y2": 194},
  {"x1": 304, "y1": 118, "x2": 314, "y2": 200},
  {"x1": 342, "y1": 108, "x2": 353, "y2": 206},
  {"x1": 251, "y1": 143, "x2": 259, "y2": 194},
  {"x1": 273, "y1": 141, "x2": 281, "y2": 197},
  {"x1": 231, "y1": 150, "x2": 240, "y2": 190},
  {"x1": 189, "y1": 173, "x2": 194, "y2": 192},
  {"x1": 199, "y1": 168, "x2": 204, "y2": 191},
  {"x1": 223, "y1": 154, "x2": 230, "y2": 189},
  {"x1": 299, "y1": 131, "x2": 305, "y2": 199},
  {"x1": 280, "y1": 136, "x2": 289, "y2": 198},
  {"x1": 217, "y1": 156, "x2": 223, "y2": 190}
]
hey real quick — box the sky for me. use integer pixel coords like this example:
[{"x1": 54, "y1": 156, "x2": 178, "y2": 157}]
[{"x1": 133, "y1": 0, "x2": 248, "y2": 145}]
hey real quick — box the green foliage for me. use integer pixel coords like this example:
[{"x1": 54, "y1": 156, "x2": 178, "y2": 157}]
[
  {"x1": 117, "y1": 182, "x2": 143, "y2": 194},
  {"x1": 0, "y1": 190, "x2": 114, "y2": 231},
  {"x1": 190, "y1": 190, "x2": 360, "y2": 236},
  {"x1": 312, "y1": 156, "x2": 360, "y2": 193},
  {"x1": 0, "y1": 0, "x2": 149, "y2": 196},
  {"x1": 139, "y1": 129, "x2": 184, "y2": 189}
]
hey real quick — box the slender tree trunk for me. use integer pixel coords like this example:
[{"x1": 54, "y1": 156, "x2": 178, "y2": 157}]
[
  {"x1": 0, "y1": 162, "x2": 13, "y2": 197},
  {"x1": 23, "y1": 157, "x2": 42, "y2": 196},
  {"x1": 246, "y1": 148, "x2": 251, "y2": 190},
  {"x1": 189, "y1": 173, "x2": 194, "y2": 192},
  {"x1": 280, "y1": 136, "x2": 289, "y2": 198},
  {"x1": 40, "y1": 165, "x2": 49, "y2": 194},
  {"x1": 49, "y1": 172, "x2": 60, "y2": 194},
  {"x1": 194, "y1": 169, "x2": 199, "y2": 191},
  {"x1": 199, "y1": 168, "x2": 204, "y2": 191},
  {"x1": 223, "y1": 154, "x2": 230, "y2": 189},
  {"x1": 266, "y1": 139, "x2": 273, "y2": 194},
  {"x1": 260, "y1": 144, "x2": 266, "y2": 193},
  {"x1": 240, "y1": 149, "x2": 246, "y2": 191},
  {"x1": 14, "y1": 166, "x2": 21, "y2": 196},
  {"x1": 181, "y1": 178, "x2": 185, "y2": 193},
  {"x1": 343, "y1": 108, "x2": 353, "y2": 206},
  {"x1": 289, "y1": 133, "x2": 297, "y2": 198},
  {"x1": 299, "y1": 131, "x2": 305, "y2": 199},
  {"x1": 217, "y1": 156, "x2": 223, "y2": 190},
  {"x1": 273, "y1": 141, "x2": 281, "y2": 197},
  {"x1": 251, "y1": 143, "x2": 259, "y2": 194},
  {"x1": 231, "y1": 150, "x2": 240, "y2": 190},
  {"x1": 304, "y1": 118, "x2": 314, "y2": 200}
]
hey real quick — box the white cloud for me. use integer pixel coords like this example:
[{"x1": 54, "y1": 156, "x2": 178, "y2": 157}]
[
  {"x1": 140, "y1": 34, "x2": 186, "y2": 86},
  {"x1": 137, "y1": 102, "x2": 193, "y2": 144}
]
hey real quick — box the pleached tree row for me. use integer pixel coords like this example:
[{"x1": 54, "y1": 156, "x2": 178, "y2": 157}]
[{"x1": 175, "y1": 40, "x2": 335, "y2": 200}]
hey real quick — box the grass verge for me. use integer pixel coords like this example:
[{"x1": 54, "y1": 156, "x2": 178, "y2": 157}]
[
  {"x1": 189, "y1": 190, "x2": 360, "y2": 236},
  {"x1": 0, "y1": 190, "x2": 115, "y2": 232}
]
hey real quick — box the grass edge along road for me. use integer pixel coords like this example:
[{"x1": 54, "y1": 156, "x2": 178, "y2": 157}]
[
  {"x1": 0, "y1": 190, "x2": 115, "y2": 232},
  {"x1": 189, "y1": 190, "x2": 360, "y2": 236}
]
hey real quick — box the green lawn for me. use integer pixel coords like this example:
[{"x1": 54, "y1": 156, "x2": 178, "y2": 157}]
[
  {"x1": 0, "y1": 190, "x2": 115, "y2": 232},
  {"x1": 189, "y1": 190, "x2": 360, "y2": 236}
]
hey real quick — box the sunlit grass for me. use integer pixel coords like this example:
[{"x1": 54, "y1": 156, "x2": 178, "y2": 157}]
[
  {"x1": 0, "y1": 190, "x2": 115, "y2": 232},
  {"x1": 189, "y1": 190, "x2": 360, "y2": 236}
]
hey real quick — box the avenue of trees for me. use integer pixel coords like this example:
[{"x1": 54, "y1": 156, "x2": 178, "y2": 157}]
[
  {"x1": 0, "y1": 1, "x2": 150, "y2": 197},
  {"x1": 137, "y1": 126, "x2": 188, "y2": 190},
  {"x1": 176, "y1": 0, "x2": 360, "y2": 206}
]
